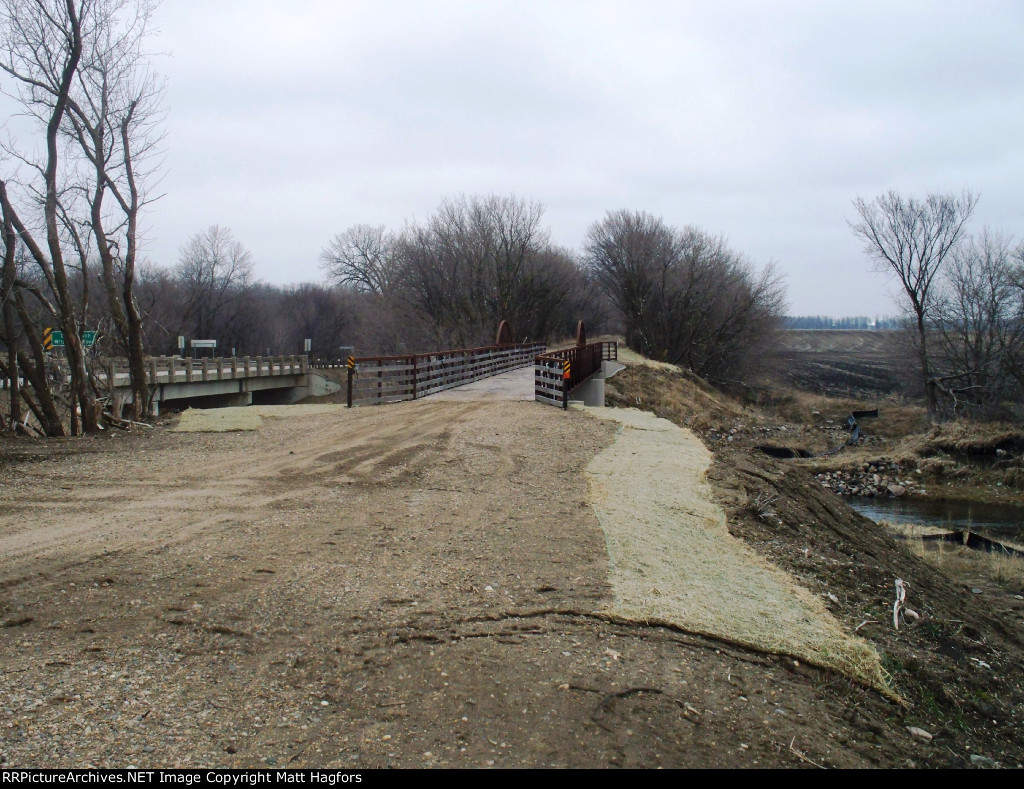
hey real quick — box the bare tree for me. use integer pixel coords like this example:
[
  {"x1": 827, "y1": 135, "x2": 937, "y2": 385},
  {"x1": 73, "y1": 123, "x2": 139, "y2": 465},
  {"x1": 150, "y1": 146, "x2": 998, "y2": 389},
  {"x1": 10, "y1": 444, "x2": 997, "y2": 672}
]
[
  {"x1": 584, "y1": 210, "x2": 786, "y2": 385},
  {"x1": 320, "y1": 224, "x2": 396, "y2": 296},
  {"x1": 61, "y1": 0, "x2": 165, "y2": 419},
  {"x1": 175, "y1": 225, "x2": 256, "y2": 346},
  {"x1": 850, "y1": 190, "x2": 978, "y2": 417},
  {"x1": 583, "y1": 210, "x2": 671, "y2": 352},
  {"x1": 0, "y1": 0, "x2": 164, "y2": 428},
  {"x1": 0, "y1": 0, "x2": 100, "y2": 433},
  {"x1": 929, "y1": 229, "x2": 1022, "y2": 414},
  {"x1": 339, "y1": 194, "x2": 586, "y2": 349}
]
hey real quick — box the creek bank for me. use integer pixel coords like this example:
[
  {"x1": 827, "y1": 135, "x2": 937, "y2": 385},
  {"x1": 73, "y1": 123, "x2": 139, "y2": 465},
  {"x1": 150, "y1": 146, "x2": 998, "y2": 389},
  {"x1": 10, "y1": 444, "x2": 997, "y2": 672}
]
[{"x1": 814, "y1": 462, "x2": 921, "y2": 498}]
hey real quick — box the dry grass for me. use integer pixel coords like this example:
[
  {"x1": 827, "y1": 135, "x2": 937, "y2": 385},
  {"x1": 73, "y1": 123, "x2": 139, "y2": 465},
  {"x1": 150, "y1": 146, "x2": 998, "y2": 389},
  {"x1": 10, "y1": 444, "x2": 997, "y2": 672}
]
[
  {"x1": 605, "y1": 364, "x2": 751, "y2": 434},
  {"x1": 911, "y1": 420, "x2": 1024, "y2": 456},
  {"x1": 584, "y1": 406, "x2": 891, "y2": 695},
  {"x1": 884, "y1": 521, "x2": 1024, "y2": 589},
  {"x1": 613, "y1": 345, "x2": 682, "y2": 372},
  {"x1": 764, "y1": 388, "x2": 929, "y2": 438}
]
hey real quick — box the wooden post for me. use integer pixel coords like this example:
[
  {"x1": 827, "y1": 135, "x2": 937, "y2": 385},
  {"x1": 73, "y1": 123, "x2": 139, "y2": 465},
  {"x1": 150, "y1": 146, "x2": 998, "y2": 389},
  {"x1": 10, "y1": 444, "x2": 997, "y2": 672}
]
[
  {"x1": 411, "y1": 355, "x2": 418, "y2": 400},
  {"x1": 202, "y1": 358, "x2": 210, "y2": 381},
  {"x1": 217, "y1": 358, "x2": 226, "y2": 380},
  {"x1": 347, "y1": 365, "x2": 354, "y2": 408}
]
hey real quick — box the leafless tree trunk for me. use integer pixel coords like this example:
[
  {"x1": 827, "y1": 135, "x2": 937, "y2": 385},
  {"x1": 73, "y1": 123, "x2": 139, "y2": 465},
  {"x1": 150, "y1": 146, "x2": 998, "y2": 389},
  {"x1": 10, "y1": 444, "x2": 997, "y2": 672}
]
[
  {"x1": 850, "y1": 190, "x2": 977, "y2": 418},
  {"x1": 0, "y1": 194, "x2": 20, "y2": 429},
  {"x1": 1, "y1": 0, "x2": 96, "y2": 432},
  {"x1": 2, "y1": 0, "x2": 164, "y2": 428}
]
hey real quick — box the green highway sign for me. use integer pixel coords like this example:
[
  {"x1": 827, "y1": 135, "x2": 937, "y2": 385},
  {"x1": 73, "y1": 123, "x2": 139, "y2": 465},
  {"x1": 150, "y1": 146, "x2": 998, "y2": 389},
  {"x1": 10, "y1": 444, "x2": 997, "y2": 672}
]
[
  {"x1": 51, "y1": 330, "x2": 64, "y2": 347},
  {"x1": 81, "y1": 331, "x2": 97, "y2": 347}
]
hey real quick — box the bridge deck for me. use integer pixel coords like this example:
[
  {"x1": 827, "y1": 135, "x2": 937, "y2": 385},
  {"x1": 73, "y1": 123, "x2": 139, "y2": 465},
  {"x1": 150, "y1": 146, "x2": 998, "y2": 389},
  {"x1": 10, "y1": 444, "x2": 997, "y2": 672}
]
[{"x1": 430, "y1": 366, "x2": 534, "y2": 401}]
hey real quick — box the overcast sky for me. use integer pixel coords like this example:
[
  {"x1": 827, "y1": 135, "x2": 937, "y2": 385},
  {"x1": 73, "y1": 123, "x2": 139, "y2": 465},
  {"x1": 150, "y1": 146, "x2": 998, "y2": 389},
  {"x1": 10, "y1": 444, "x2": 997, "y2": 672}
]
[{"x1": 24, "y1": 1, "x2": 1024, "y2": 317}]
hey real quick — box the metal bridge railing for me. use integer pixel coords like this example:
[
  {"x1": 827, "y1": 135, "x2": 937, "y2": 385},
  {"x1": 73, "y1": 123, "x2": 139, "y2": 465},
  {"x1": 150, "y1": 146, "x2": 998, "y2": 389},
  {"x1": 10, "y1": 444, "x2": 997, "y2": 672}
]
[
  {"x1": 534, "y1": 341, "x2": 617, "y2": 409},
  {"x1": 345, "y1": 342, "x2": 545, "y2": 407}
]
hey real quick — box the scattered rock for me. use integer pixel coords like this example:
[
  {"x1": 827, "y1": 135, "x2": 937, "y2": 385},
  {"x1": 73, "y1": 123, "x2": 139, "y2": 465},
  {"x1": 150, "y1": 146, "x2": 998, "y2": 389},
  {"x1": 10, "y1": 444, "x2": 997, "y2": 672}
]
[
  {"x1": 969, "y1": 754, "x2": 999, "y2": 768},
  {"x1": 887, "y1": 484, "x2": 907, "y2": 497},
  {"x1": 906, "y1": 726, "x2": 933, "y2": 741}
]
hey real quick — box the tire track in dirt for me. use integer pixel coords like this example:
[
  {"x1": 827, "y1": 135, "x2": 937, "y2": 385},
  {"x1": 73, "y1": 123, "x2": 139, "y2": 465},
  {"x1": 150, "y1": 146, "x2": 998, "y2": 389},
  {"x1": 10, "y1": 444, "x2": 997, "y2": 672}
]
[{"x1": 0, "y1": 402, "x2": 482, "y2": 585}]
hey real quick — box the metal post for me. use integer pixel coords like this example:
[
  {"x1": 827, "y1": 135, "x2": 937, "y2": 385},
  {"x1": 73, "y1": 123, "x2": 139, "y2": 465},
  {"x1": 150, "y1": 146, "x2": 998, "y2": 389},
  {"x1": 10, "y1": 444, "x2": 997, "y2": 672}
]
[
  {"x1": 562, "y1": 367, "x2": 568, "y2": 410},
  {"x1": 347, "y1": 365, "x2": 354, "y2": 408}
]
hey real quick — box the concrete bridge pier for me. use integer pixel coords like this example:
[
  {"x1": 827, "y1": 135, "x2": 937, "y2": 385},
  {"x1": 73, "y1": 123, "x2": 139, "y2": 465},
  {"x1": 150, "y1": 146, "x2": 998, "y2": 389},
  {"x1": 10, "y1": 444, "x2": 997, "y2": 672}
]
[{"x1": 569, "y1": 360, "x2": 626, "y2": 408}]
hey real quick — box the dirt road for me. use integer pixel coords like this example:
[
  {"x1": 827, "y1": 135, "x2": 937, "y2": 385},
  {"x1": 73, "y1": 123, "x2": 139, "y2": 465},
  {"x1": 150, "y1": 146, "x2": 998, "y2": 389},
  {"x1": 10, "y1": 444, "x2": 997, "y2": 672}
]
[{"x1": 0, "y1": 396, "x2": 984, "y2": 768}]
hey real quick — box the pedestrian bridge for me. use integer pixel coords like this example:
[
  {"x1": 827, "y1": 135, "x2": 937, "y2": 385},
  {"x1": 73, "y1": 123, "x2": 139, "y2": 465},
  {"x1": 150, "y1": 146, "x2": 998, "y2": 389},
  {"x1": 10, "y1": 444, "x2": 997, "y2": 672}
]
[{"x1": 344, "y1": 320, "x2": 623, "y2": 410}]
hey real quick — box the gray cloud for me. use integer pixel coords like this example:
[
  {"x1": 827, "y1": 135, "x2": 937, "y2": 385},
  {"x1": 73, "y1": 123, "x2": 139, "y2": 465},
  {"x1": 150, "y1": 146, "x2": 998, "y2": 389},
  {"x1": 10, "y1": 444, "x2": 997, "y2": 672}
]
[{"x1": 5, "y1": 0, "x2": 1022, "y2": 316}]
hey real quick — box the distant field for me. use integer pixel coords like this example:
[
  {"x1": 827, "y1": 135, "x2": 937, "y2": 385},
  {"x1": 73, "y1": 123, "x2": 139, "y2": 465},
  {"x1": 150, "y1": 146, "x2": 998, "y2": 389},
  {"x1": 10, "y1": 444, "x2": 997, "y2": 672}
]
[{"x1": 775, "y1": 330, "x2": 907, "y2": 398}]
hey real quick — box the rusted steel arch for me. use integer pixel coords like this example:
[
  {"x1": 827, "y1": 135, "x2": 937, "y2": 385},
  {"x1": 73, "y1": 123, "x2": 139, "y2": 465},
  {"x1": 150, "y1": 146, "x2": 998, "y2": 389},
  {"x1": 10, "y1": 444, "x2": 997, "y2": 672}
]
[
  {"x1": 576, "y1": 320, "x2": 586, "y2": 347},
  {"x1": 496, "y1": 320, "x2": 514, "y2": 346}
]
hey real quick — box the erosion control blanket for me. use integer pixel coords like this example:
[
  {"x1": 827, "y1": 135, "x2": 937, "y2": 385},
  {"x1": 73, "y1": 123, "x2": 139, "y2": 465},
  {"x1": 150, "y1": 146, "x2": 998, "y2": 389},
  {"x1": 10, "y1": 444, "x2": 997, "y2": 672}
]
[{"x1": 584, "y1": 406, "x2": 889, "y2": 693}]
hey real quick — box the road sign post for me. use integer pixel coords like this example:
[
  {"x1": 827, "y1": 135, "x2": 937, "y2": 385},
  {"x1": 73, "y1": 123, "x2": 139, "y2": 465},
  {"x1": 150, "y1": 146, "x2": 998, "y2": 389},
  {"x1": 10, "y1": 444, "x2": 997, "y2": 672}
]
[{"x1": 346, "y1": 356, "x2": 355, "y2": 408}]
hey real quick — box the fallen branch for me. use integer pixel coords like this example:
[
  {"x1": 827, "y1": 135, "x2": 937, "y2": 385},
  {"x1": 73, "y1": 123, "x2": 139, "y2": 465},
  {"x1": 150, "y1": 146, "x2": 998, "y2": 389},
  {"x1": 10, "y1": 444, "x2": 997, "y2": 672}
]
[
  {"x1": 103, "y1": 412, "x2": 153, "y2": 430},
  {"x1": 789, "y1": 736, "x2": 826, "y2": 769}
]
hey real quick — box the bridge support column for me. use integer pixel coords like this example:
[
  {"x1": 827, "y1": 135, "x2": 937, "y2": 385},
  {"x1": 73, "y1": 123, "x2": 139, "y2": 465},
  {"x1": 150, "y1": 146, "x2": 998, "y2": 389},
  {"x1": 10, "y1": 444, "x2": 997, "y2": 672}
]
[{"x1": 226, "y1": 391, "x2": 252, "y2": 408}]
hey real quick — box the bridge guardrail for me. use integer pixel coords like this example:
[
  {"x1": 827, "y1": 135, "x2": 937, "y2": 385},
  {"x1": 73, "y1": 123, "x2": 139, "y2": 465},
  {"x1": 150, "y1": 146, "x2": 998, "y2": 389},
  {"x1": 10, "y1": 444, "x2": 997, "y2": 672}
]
[
  {"x1": 346, "y1": 343, "x2": 545, "y2": 407},
  {"x1": 140, "y1": 355, "x2": 308, "y2": 385},
  {"x1": 535, "y1": 341, "x2": 617, "y2": 409},
  {"x1": 51, "y1": 355, "x2": 310, "y2": 388}
]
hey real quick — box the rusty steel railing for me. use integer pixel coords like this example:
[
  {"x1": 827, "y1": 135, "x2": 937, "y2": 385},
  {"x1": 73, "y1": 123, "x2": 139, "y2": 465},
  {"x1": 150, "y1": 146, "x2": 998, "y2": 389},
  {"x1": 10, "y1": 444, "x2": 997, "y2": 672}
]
[
  {"x1": 346, "y1": 342, "x2": 545, "y2": 407},
  {"x1": 534, "y1": 341, "x2": 617, "y2": 409}
]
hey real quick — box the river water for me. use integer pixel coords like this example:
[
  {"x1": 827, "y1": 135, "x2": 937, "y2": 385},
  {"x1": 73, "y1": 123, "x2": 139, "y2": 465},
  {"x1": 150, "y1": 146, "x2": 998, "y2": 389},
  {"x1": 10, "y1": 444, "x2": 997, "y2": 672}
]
[{"x1": 849, "y1": 496, "x2": 1024, "y2": 540}]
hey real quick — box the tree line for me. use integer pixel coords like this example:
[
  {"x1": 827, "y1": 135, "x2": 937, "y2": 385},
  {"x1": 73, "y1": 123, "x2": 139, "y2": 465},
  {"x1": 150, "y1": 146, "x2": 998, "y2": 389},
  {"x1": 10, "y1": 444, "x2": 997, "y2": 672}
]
[{"x1": 785, "y1": 316, "x2": 901, "y2": 330}]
